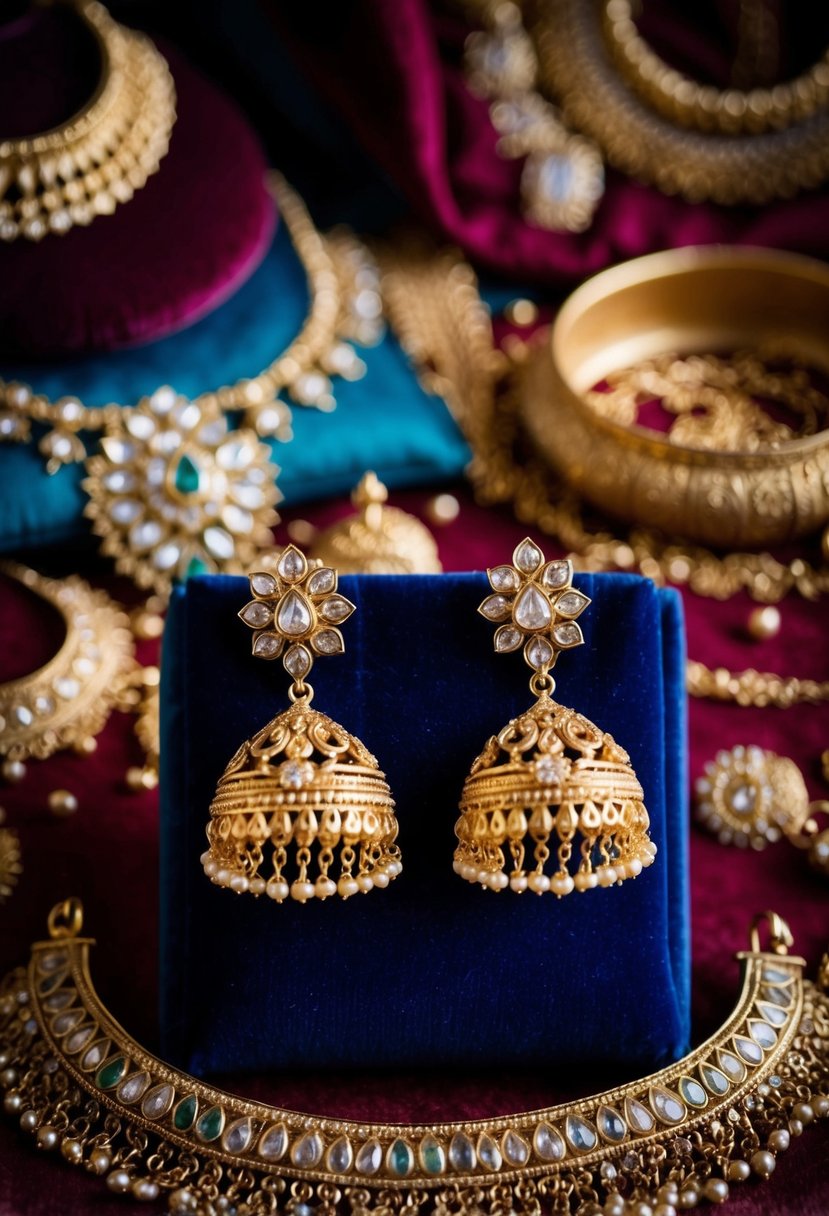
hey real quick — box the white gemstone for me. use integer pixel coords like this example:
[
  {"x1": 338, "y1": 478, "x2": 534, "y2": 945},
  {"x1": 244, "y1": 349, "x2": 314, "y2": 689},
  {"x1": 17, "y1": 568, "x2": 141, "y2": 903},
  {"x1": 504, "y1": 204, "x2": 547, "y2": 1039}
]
[
  {"x1": 231, "y1": 483, "x2": 265, "y2": 510},
  {"x1": 217, "y1": 439, "x2": 253, "y2": 470},
  {"x1": 117, "y1": 1072, "x2": 150, "y2": 1104},
  {"x1": 480, "y1": 594, "x2": 511, "y2": 621},
  {"x1": 501, "y1": 1130, "x2": 529, "y2": 1165},
  {"x1": 203, "y1": 526, "x2": 235, "y2": 560},
  {"x1": 761, "y1": 964, "x2": 792, "y2": 984},
  {"x1": 145, "y1": 457, "x2": 166, "y2": 487},
  {"x1": 277, "y1": 589, "x2": 312, "y2": 636},
  {"x1": 99, "y1": 437, "x2": 135, "y2": 464},
  {"x1": 222, "y1": 504, "x2": 254, "y2": 535},
  {"x1": 514, "y1": 584, "x2": 552, "y2": 630},
  {"x1": 755, "y1": 1001, "x2": 787, "y2": 1026},
  {"x1": 556, "y1": 590, "x2": 589, "y2": 617},
  {"x1": 14, "y1": 705, "x2": 32, "y2": 726},
  {"x1": 526, "y1": 635, "x2": 554, "y2": 669},
  {"x1": 542, "y1": 561, "x2": 571, "y2": 590},
  {"x1": 494, "y1": 625, "x2": 523, "y2": 653},
  {"x1": 253, "y1": 633, "x2": 281, "y2": 658},
  {"x1": 448, "y1": 1132, "x2": 476, "y2": 1171},
  {"x1": 223, "y1": 1117, "x2": 253, "y2": 1155},
  {"x1": 254, "y1": 405, "x2": 286, "y2": 436},
  {"x1": 730, "y1": 783, "x2": 757, "y2": 814},
  {"x1": 533, "y1": 1122, "x2": 565, "y2": 1161},
  {"x1": 277, "y1": 547, "x2": 307, "y2": 582},
  {"x1": 597, "y1": 1105, "x2": 626, "y2": 1142},
  {"x1": 129, "y1": 520, "x2": 162, "y2": 551},
  {"x1": 489, "y1": 565, "x2": 520, "y2": 592},
  {"x1": 293, "y1": 371, "x2": 330, "y2": 404},
  {"x1": 307, "y1": 568, "x2": 336, "y2": 596},
  {"x1": 355, "y1": 1140, "x2": 382, "y2": 1175},
  {"x1": 152, "y1": 430, "x2": 183, "y2": 457},
  {"x1": 103, "y1": 470, "x2": 135, "y2": 493},
  {"x1": 312, "y1": 629, "x2": 343, "y2": 655},
  {"x1": 142, "y1": 1083, "x2": 175, "y2": 1120},
  {"x1": 565, "y1": 1114, "x2": 598, "y2": 1152},
  {"x1": 80, "y1": 1041, "x2": 110, "y2": 1071},
  {"x1": 149, "y1": 387, "x2": 177, "y2": 413},
  {"x1": 700, "y1": 1063, "x2": 730, "y2": 1095},
  {"x1": 326, "y1": 1136, "x2": 353, "y2": 1172},
  {"x1": 64, "y1": 1026, "x2": 95, "y2": 1054},
  {"x1": 279, "y1": 760, "x2": 314, "y2": 790},
  {"x1": 624, "y1": 1097, "x2": 654, "y2": 1134},
  {"x1": 514, "y1": 538, "x2": 543, "y2": 573},
  {"x1": 734, "y1": 1034, "x2": 763, "y2": 1065},
  {"x1": 152, "y1": 544, "x2": 180, "y2": 571},
  {"x1": 258, "y1": 1123, "x2": 288, "y2": 1160},
  {"x1": 240, "y1": 601, "x2": 273, "y2": 627},
  {"x1": 319, "y1": 596, "x2": 353, "y2": 623},
  {"x1": 126, "y1": 412, "x2": 156, "y2": 440},
  {"x1": 55, "y1": 677, "x2": 80, "y2": 699},
  {"x1": 52, "y1": 1009, "x2": 83, "y2": 1034},
  {"x1": 110, "y1": 499, "x2": 141, "y2": 525},
  {"x1": 748, "y1": 1019, "x2": 777, "y2": 1049},
  {"x1": 717, "y1": 1050, "x2": 746, "y2": 1082},
  {"x1": 649, "y1": 1086, "x2": 687, "y2": 1124},
  {"x1": 250, "y1": 572, "x2": 278, "y2": 597},
  {"x1": 283, "y1": 644, "x2": 312, "y2": 679},
  {"x1": 476, "y1": 1133, "x2": 502, "y2": 1170},
  {"x1": 553, "y1": 622, "x2": 583, "y2": 648},
  {"x1": 535, "y1": 755, "x2": 564, "y2": 785},
  {"x1": 678, "y1": 1077, "x2": 708, "y2": 1108},
  {"x1": 175, "y1": 402, "x2": 202, "y2": 432}
]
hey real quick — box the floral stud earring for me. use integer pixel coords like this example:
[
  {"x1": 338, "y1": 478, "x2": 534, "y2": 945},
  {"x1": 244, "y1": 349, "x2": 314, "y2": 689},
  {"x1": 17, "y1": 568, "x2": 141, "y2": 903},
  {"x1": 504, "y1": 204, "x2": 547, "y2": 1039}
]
[
  {"x1": 454, "y1": 538, "x2": 656, "y2": 895},
  {"x1": 202, "y1": 545, "x2": 402, "y2": 902}
]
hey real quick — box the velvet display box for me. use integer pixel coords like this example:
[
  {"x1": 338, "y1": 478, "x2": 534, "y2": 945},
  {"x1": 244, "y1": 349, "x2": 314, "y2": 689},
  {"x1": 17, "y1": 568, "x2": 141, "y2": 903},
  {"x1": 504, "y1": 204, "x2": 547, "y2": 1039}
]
[{"x1": 160, "y1": 571, "x2": 689, "y2": 1074}]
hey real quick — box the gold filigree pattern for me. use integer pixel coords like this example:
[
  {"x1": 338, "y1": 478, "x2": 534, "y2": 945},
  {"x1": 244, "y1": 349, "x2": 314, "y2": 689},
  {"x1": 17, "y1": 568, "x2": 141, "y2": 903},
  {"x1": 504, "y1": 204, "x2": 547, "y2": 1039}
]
[{"x1": 0, "y1": 905, "x2": 827, "y2": 1212}]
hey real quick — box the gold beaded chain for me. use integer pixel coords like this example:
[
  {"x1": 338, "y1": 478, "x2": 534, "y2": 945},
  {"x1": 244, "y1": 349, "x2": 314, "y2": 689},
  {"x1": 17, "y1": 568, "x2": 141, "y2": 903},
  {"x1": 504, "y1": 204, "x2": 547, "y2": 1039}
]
[{"x1": 686, "y1": 661, "x2": 829, "y2": 709}]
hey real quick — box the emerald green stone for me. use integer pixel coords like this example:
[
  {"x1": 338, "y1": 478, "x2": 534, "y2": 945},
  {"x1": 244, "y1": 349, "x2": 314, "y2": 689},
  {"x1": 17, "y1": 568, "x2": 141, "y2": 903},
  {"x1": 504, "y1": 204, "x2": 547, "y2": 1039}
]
[
  {"x1": 185, "y1": 556, "x2": 208, "y2": 580},
  {"x1": 388, "y1": 1138, "x2": 414, "y2": 1177},
  {"x1": 173, "y1": 1094, "x2": 198, "y2": 1131},
  {"x1": 195, "y1": 1105, "x2": 225, "y2": 1143},
  {"x1": 419, "y1": 1137, "x2": 445, "y2": 1175},
  {"x1": 95, "y1": 1056, "x2": 127, "y2": 1090},
  {"x1": 174, "y1": 453, "x2": 201, "y2": 496}
]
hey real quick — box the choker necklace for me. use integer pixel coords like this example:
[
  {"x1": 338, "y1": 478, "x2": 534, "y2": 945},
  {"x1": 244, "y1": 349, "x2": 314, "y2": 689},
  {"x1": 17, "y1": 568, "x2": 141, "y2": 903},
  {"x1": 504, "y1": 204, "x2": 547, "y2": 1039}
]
[
  {"x1": 0, "y1": 0, "x2": 175, "y2": 242},
  {"x1": 0, "y1": 176, "x2": 385, "y2": 596},
  {"x1": 1, "y1": 903, "x2": 826, "y2": 1213}
]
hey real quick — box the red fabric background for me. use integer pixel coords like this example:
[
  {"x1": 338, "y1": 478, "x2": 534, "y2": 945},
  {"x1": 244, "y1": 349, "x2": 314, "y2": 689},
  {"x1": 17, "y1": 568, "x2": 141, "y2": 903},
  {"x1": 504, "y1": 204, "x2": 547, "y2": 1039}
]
[{"x1": 1, "y1": 487, "x2": 827, "y2": 1213}]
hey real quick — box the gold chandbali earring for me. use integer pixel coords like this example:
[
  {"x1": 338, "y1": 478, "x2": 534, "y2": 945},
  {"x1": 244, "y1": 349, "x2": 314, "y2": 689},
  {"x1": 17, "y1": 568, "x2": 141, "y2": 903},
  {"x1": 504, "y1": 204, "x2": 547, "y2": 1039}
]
[
  {"x1": 454, "y1": 538, "x2": 656, "y2": 895},
  {"x1": 202, "y1": 545, "x2": 401, "y2": 902}
]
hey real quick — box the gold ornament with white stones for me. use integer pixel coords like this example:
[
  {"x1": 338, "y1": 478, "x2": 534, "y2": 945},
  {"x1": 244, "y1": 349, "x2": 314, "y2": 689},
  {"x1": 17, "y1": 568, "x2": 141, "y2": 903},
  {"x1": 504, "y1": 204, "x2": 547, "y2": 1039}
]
[
  {"x1": 202, "y1": 546, "x2": 401, "y2": 903},
  {"x1": 454, "y1": 538, "x2": 655, "y2": 895}
]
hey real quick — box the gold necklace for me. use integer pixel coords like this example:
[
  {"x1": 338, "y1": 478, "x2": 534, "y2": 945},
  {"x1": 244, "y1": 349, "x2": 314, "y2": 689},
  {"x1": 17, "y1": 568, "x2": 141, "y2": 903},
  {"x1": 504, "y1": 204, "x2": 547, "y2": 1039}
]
[
  {"x1": 1, "y1": 902, "x2": 826, "y2": 1212},
  {"x1": 0, "y1": 177, "x2": 385, "y2": 596},
  {"x1": 0, "y1": 0, "x2": 175, "y2": 242}
]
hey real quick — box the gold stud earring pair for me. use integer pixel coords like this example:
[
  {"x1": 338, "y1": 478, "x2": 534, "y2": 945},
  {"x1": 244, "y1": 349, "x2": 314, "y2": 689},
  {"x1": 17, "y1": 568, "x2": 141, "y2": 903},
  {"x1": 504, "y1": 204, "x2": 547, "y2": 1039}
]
[{"x1": 202, "y1": 539, "x2": 656, "y2": 903}]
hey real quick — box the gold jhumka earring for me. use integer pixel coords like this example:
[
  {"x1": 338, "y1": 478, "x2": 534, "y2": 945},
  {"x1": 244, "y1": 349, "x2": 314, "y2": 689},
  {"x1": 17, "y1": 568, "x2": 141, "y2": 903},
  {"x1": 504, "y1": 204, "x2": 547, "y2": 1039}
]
[
  {"x1": 454, "y1": 538, "x2": 656, "y2": 895},
  {"x1": 202, "y1": 546, "x2": 401, "y2": 902}
]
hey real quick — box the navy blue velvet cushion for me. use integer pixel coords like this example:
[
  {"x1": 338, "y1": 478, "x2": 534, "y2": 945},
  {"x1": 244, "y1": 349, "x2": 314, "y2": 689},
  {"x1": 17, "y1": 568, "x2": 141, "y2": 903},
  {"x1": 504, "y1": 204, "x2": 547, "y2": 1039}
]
[{"x1": 160, "y1": 572, "x2": 689, "y2": 1074}]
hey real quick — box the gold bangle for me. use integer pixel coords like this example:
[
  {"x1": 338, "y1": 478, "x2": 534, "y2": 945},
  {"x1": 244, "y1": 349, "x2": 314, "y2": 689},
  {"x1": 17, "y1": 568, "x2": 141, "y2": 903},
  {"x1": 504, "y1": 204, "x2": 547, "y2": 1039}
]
[
  {"x1": 686, "y1": 661, "x2": 829, "y2": 708},
  {"x1": 1, "y1": 903, "x2": 827, "y2": 1211},
  {"x1": 0, "y1": 0, "x2": 175, "y2": 242},
  {"x1": 522, "y1": 245, "x2": 829, "y2": 549}
]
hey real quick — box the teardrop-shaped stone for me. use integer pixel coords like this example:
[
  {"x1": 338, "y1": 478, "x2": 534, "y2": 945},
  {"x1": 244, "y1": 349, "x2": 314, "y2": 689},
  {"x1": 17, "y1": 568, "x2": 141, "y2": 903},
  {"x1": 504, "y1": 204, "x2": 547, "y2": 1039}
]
[
  {"x1": 700, "y1": 1063, "x2": 729, "y2": 1096},
  {"x1": 276, "y1": 589, "x2": 312, "y2": 636},
  {"x1": 38, "y1": 950, "x2": 68, "y2": 974},
  {"x1": 277, "y1": 546, "x2": 307, "y2": 583},
  {"x1": 717, "y1": 1050, "x2": 746, "y2": 1082},
  {"x1": 240, "y1": 601, "x2": 272, "y2": 627},
  {"x1": 173, "y1": 1094, "x2": 198, "y2": 1131},
  {"x1": 65, "y1": 1026, "x2": 96, "y2": 1054},
  {"x1": 623, "y1": 1097, "x2": 654, "y2": 1134},
  {"x1": 542, "y1": 560, "x2": 571, "y2": 590},
  {"x1": 761, "y1": 964, "x2": 793, "y2": 985},
  {"x1": 203, "y1": 526, "x2": 234, "y2": 560},
  {"x1": 258, "y1": 1123, "x2": 288, "y2": 1161},
  {"x1": 514, "y1": 584, "x2": 552, "y2": 631},
  {"x1": 319, "y1": 595, "x2": 354, "y2": 624},
  {"x1": 597, "y1": 1105, "x2": 626, "y2": 1142},
  {"x1": 253, "y1": 632, "x2": 282, "y2": 658},
  {"x1": 501, "y1": 1129, "x2": 529, "y2": 1165},
  {"x1": 419, "y1": 1134, "x2": 445, "y2": 1175},
  {"x1": 250, "y1": 572, "x2": 278, "y2": 597},
  {"x1": 387, "y1": 1138, "x2": 414, "y2": 1176},
  {"x1": 95, "y1": 1055, "x2": 127, "y2": 1090},
  {"x1": 196, "y1": 1106, "x2": 225, "y2": 1142},
  {"x1": 678, "y1": 1077, "x2": 708, "y2": 1109},
  {"x1": 223, "y1": 1117, "x2": 253, "y2": 1155},
  {"x1": 734, "y1": 1034, "x2": 763, "y2": 1065},
  {"x1": 52, "y1": 1009, "x2": 83, "y2": 1036},
  {"x1": 748, "y1": 1019, "x2": 777, "y2": 1050},
  {"x1": 326, "y1": 1135, "x2": 353, "y2": 1173},
  {"x1": 174, "y1": 453, "x2": 201, "y2": 495},
  {"x1": 476, "y1": 1133, "x2": 501, "y2": 1170},
  {"x1": 355, "y1": 1139, "x2": 383, "y2": 1174},
  {"x1": 513, "y1": 538, "x2": 543, "y2": 573},
  {"x1": 480, "y1": 594, "x2": 511, "y2": 621},
  {"x1": 116, "y1": 1072, "x2": 150, "y2": 1104},
  {"x1": 553, "y1": 622, "x2": 583, "y2": 648},
  {"x1": 533, "y1": 1122, "x2": 565, "y2": 1161},
  {"x1": 489, "y1": 565, "x2": 520, "y2": 592},
  {"x1": 42, "y1": 989, "x2": 73, "y2": 1010},
  {"x1": 755, "y1": 1000, "x2": 787, "y2": 1026},
  {"x1": 556, "y1": 590, "x2": 589, "y2": 618},
  {"x1": 526, "y1": 635, "x2": 554, "y2": 669},
  {"x1": 649, "y1": 1086, "x2": 687, "y2": 1125},
  {"x1": 312, "y1": 628, "x2": 344, "y2": 655},
  {"x1": 761, "y1": 985, "x2": 791, "y2": 1008},
  {"x1": 494, "y1": 624, "x2": 523, "y2": 652},
  {"x1": 565, "y1": 1114, "x2": 597, "y2": 1153},
  {"x1": 80, "y1": 1040, "x2": 110, "y2": 1072},
  {"x1": 308, "y1": 567, "x2": 336, "y2": 596},
  {"x1": 283, "y1": 644, "x2": 312, "y2": 679},
  {"x1": 142, "y1": 1083, "x2": 175, "y2": 1120},
  {"x1": 291, "y1": 1131, "x2": 323, "y2": 1167},
  {"x1": 448, "y1": 1131, "x2": 476, "y2": 1171}
]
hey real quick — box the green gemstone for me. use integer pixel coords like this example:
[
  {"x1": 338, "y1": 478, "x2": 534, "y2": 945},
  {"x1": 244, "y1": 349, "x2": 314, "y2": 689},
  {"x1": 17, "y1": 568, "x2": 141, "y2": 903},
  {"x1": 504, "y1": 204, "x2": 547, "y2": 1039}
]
[
  {"x1": 95, "y1": 1056, "x2": 127, "y2": 1090},
  {"x1": 185, "y1": 556, "x2": 208, "y2": 580},
  {"x1": 173, "y1": 1094, "x2": 198, "y2": 1131},
  {"x1": 419, "y1": 1138, "x2": 445, "y2": 1175},
  {"x1": 174, "y1": 453, "x2": 201, "y2": 495},
  {"x1": 389, "y1": 1138, "x2": 414, "y2": 1177},
  {"x1": 195, "y1": 1105, "x2": 225, "y2": 1143}
]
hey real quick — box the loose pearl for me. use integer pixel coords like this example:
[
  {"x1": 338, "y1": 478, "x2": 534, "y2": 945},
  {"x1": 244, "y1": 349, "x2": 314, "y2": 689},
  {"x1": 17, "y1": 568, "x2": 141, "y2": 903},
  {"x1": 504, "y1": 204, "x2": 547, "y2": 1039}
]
[
  {"x1": 2, "y1": 759, "x2": 26, "y2": 784},
  {"x1": 528, "y1": 872, "x2": 551, "y2": 894},
  {"x1": 0, "y1": 1051, "x2": 9, "y2": 1068},
  {"x1": 373, "y1": 871, "x2": 390, "y2": 888},
  {"x1": 19, "y1": 1110, "x2": 38, "y2": 1132},
  {"x1": 604, "y1": 1198, "x2": 625, "y2": 1216},
  {"x1": 727, "y1": 1160, "x2": 750, "y2": 1181},
  {"x1": 36, "y1": 1125, "x2": 58, "y2": 1150},
  {"x1": 768, "y1": 1128, "x2": 790, "y2": 1152},
  {"x1": 551, "y1": 872, "x2": 575, "y2": 896},
  {"x1": 702, "y1": 1178, "x2": 729, "y2": 1203},
  {"x1": 229, "y1": 874, "x2": 249, "y2": 894},
  {"x1": 249, "y1": 877, "x2": 266, "y2": 896},
  {"x1": 107, "y1": 1169, "x2": 132, "y2": 1193},
  {"x1": 750, "y1": 1150, "x2": 776, "y2": 1178},
  {"x1": 338, "y1": 876, "x2": 359, "y2": 898},
  {"x1": 747, "y1": 605, "x2": 781, "y2": 641},
  {"x1": 132, "y1": 1178, "x2": 160, "y2": 1201},
  {"x1": 48, "y1": 789, "x2": 78, "y2": 818},
  {"x1": 793, "y1": 1102, "x2": 814, "y2": 1124},
  {"x1": 89, "y1": 1149, "x2": 112, "y2": 1174},
  {"x1": 61, "y1": 1138, "x2": 83, "y2": 1163}
]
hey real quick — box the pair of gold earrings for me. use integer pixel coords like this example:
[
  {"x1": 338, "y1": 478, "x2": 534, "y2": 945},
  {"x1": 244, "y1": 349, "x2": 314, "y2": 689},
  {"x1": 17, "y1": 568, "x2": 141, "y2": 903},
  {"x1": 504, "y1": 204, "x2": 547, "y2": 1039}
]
[{"x1": 201, "y1": 540, "x2": 656, "y2": 902}]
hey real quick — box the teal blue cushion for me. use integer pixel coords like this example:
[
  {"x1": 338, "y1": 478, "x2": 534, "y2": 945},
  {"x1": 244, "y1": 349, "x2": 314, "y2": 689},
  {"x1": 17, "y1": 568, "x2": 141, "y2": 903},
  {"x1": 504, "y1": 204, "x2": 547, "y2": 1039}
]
[{"x1": 0, "y1": 221, "x2": 469, "y2": 550}]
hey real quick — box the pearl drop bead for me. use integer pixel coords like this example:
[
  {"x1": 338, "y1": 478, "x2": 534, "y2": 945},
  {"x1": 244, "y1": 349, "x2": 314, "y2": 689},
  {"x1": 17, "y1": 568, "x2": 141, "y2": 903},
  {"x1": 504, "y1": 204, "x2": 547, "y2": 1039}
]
[
  {"x1": 387, "y1": 859, "x2": 402, "y2": 876},
  {"x1": 356, "y1": 874, "x2": 374, "y2": 892},
  {"x1": 107, "y1": 1169, "x2": 133, "y2": 1193},
  {"x1": 132, "y1": 1178, "x2": 160, "y2": 1201},
  {"x1": 203, "y1": 859, "x2": 218, "y2": 878},
  {"x1": 169, "y1": 1189, "x2": 197, "y2": 1214},
  {"x1": 812, "y1": 1095, "x2": 829, "y2": 1117},
  {"x1": 266, "y1": 878, "x2": 289, "y2": 901},
  {"x1": 48, "y1": 789, "x2": 78, "y2": 818},
  {"x1": 290, "y1": 880, "x2": 315, "y2": 902},
  {"x1": 528, "y1": 872, "x2": 551, "y2": 893},
  {"x1": 215, "y1": 868, "x2": 231, "y2": 886},
  {"x1": 788, "y1": 1117, "x2": 804, "y2": 1136},
  {"x1": 631, "y1": 1203, "x2": 653, "y2": 1216},
  {"x1": 90, "y1": 1149, "x2": 112, "y2": 1174},
  {"x1": 654, "y1": 1204, "x2": 677, "y2": 1216},
  {"x1": 793, "y1": 1102, "x2": 814, "y2": 1124},
  {"x1": 747, "y1": 605, "x2": 781, "y2": 641},
  {"x1": 3, "y1": 1092, "x2": 22, "y2": 1113},
  {"x1": 373, "y1": 871, "x2": 390, "y2": 888},
  {"x1": 249, "y1": 877, "x2": 266, "y2": 896},
  {"x1": 0, "y1": 1067, "x2": 17, "y2": 1086},
  {"x1": 702, "y1": 1177, "x2": 729, "y2": 1202},
  {"x1": 597, "y1": 866, "x2": 618, "y2": 887},
  {"x1": 230, "y1": 874, "x2": 249, "y2": 894},
  {"x1": 316, "y1": 877, "x2": 337, "y2": 898},
  {"x1": 677, "y1": 1189, "x2": 698, "y2": 1208},
  {"x1": 338, "y1": 876, "x2": 359, "y2": 898},
  {"x1": 768, "y1": 1128, "x2": 790, "y2": 1152},
  {"x1": 629, "y1": 857, "x2": 643, "y2": 876},
  {"x1": 199, "y1": 850, "x2": 210, "y2": 865},
  {"x1": 574, "y1": 870, "x2": 597, "y2": 891},
  {"x1": 61, "y1": 1138, "x2": 83, "y2": 1163},
  {"x1": 551, "y1": 872, "x2": 574, "y2": 896},
  {"x1": 750, "y1": 1150, "x2": 776, "y2": 1178},
  {"x1": 19, "y1": 1110, "x2": 37, "y2": 1132},
  {"x1": 727, "y1": 1160, "x2": 750, "y2": 1181},
  {"x1": 36, "y1": 1126, "x2": 58, "y2": 1150},
  {"x1": 509, "y1": 874, "x2": 528, "y2": 892},
  {"x1": 2, "y1": 759, "x2": 26, "y2": 784}
]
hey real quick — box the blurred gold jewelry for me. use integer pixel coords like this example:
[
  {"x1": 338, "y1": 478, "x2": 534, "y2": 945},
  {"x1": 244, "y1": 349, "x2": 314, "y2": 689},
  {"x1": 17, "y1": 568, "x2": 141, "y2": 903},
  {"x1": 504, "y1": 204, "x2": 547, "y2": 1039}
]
[
  {"x1": 525, "y1": 246, "x2": 829, "y2": 548},
  {"x1": 203, "y1": 545, "x2": 401, "y2": 902},
  {"x1": 454, "y1": 537, "x2": 655, "y2": 895},
  {"x1": 602, "y1": 0, "x2": 829, "y2": 135},
  {"x1": 686, "y1": 661, "x2": 829, "y2": 709},
  {"x1": 0, "y1": 0, "x2": 175, "y2": 242},
  {"x1": 696, "y1": 745, "x2": 829, "y2": 875},
  {"x1": 0, "y1": 827, "x2": 22, "y2": 903},
  {"x1": 307, "y1": 471, "x2": 442, "y2": 573}
]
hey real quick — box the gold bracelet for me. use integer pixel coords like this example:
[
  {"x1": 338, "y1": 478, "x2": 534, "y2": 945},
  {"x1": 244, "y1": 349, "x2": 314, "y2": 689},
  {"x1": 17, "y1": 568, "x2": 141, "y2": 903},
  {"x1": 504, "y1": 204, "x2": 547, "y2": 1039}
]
[
  {"x1": 686, "y1": 661, "x2": 829, "y2": 709},
  {"x1": 0, "y1": 0, "x2": 175, "y2": 242},
  {"x1": 602, "y1": 0, "x2": 829, "y2": 136},
  {"x1": 1, "y1": 902, "x2": 826, "y2": 1212}
]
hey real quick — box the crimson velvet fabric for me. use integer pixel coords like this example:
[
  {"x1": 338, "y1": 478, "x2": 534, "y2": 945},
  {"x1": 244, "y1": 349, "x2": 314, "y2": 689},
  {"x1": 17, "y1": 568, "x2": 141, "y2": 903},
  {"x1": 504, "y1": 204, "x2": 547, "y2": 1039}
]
[
  {"x1": 0, "y1": 10, "x2": 274, "y2": 357},
  {"x1": 159, "y1": 571, "x2": 687, "y2": 1073},
  {"x1": 1, "y1": 489, "x2": 827, "y2": 1215},
  {"x1": 250, "y1": 1, "x2": 829, "y2": 285}
]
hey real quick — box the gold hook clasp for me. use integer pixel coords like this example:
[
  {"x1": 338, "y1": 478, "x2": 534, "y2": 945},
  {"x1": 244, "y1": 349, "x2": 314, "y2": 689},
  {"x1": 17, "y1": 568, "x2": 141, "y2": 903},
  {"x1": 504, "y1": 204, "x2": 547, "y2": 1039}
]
[
  {"x1": 749, "y1": 910, "x2": 794, "y2": 956},
  {"x1": 47, "y1": 898, "x2": 84, "y2": 940}
]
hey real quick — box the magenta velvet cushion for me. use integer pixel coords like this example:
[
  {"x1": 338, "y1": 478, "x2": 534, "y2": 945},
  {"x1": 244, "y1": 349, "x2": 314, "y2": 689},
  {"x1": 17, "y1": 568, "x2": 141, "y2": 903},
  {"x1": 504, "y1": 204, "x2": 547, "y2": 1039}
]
[{"x1": 0, "y1": 9, "x2": 275, "y2": 357}]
